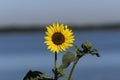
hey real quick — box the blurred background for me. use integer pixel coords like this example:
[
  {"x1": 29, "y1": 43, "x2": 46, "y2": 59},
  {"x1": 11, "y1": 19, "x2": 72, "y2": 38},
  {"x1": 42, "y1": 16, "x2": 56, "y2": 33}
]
[{"x1": 0, "y1": 0, "x2": 120, "y2": 80}]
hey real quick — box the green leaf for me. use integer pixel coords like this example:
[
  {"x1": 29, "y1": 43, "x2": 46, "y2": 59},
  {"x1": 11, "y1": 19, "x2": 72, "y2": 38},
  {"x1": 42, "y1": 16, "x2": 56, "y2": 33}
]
[
  {"x1": 23, "y1": 70, "x2": 53, "y2": 80},
  {"x1": 52, "y1": 52, "x2": 75, "y2": 78},
  {"x1": 58, "y1": 68, "x2": 68, "y2": 78},
  {"x1": 74, "y1": 44, "x2": 83, "y2": 56},
  {"x1": 60, "y1": 52, "x2": 75, "y2": 69},
  {"x1": 52, "y1": 67, "x2": 68, "y2": 78},
  {"x1": 90, "y1": 49, "x2": 100, "y2": 57}
]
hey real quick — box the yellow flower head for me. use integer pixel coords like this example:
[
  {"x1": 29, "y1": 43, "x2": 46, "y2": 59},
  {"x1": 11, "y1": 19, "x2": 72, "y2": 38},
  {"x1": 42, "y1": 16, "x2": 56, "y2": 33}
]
[{"x1": 44, "y1": 23, "x2": 75, "y2": 53}]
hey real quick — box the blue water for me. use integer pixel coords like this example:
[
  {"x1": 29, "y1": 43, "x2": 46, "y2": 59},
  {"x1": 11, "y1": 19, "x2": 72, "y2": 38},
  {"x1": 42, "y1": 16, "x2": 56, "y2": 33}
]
[{"x1": 0, "y1": 30, "x2": 120, "y2": 80}]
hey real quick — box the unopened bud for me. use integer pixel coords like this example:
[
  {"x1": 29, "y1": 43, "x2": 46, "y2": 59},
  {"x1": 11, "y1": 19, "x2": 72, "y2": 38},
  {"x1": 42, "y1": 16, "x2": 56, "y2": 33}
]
[{"x1": 82, "y1": 42, "x2": 92, "y2": 51}]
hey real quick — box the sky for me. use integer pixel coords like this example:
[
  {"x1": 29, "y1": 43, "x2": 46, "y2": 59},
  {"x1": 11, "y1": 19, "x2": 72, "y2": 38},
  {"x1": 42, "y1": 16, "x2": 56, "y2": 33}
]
[{"x1": 0, "y1": 0, "x2": 120, "y2": 26}]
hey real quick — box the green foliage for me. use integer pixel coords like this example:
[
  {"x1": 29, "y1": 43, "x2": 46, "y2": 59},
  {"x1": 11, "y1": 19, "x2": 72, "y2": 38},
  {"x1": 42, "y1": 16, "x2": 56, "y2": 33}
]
[
  {"x1": 23, "y1": 42, "x2": 100, "y2": 80},
  {"x1": 52, "y1": 67, "x2": 68, "y2": 78},
  {"x1": 89, "y1": 49, "x2": 100, "y2": 57},
  {"x1": 73, "y1": 44, "x2": 84, "y2": 56},
  {"x1": 60, "y1": 52, "x2": 75, "y2": 69},
  {"x1": 23, "y1": 70, "x2": 53, "y2": 80},
  {"x1": 81, "y1": 42, "x2": 100, "y2": 57},
  {"x1": 52, "y1": 52, "x2": 75, "y2": 79}
]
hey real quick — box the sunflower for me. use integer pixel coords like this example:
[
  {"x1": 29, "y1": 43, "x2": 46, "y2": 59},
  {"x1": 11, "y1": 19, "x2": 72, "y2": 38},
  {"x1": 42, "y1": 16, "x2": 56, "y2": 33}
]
[{"x1": 44, "y1": 23, "x2": 74, "y2": 53}]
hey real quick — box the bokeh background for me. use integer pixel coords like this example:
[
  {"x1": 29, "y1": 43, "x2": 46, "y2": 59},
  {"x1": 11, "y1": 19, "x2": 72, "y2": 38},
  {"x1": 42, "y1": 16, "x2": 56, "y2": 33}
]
[{"x1": 0, "y1": 0, "x2": 120, "y2": 80}]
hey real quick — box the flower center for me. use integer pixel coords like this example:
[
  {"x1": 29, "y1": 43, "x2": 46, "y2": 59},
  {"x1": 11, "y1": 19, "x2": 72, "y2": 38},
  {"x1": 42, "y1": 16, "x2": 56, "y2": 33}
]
[{"x1": 52, "y1": 32, "x2": 65, "y2": 45}]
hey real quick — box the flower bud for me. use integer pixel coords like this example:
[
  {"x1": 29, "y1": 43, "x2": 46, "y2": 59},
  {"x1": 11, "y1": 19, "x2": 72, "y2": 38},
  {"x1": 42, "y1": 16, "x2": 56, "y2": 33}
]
[{"x1": 81, "y1": 42, "x2": 92, "y2": 51}]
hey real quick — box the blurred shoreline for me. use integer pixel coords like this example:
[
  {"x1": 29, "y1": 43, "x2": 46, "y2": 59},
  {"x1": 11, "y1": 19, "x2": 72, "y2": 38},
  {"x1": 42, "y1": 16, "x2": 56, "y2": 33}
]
[{"x1": 0, "y1": 23, "x2": 120, "y2": 33}]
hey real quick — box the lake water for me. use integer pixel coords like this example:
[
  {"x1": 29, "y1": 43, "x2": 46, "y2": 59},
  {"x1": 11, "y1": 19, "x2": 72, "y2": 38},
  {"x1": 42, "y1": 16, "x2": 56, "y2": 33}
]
[{"x1": 0, "y1": 29, "x2": 120, "y2": 80}]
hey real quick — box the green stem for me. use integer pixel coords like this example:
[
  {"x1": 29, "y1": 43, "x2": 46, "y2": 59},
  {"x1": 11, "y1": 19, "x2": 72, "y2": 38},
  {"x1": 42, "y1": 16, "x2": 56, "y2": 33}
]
[
  {"x1": 54, "y1": 52, "x2": 58, "y2": 80},
  {"x1": 68, "y1": 56, "x2": 79, "y2": 80}
]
